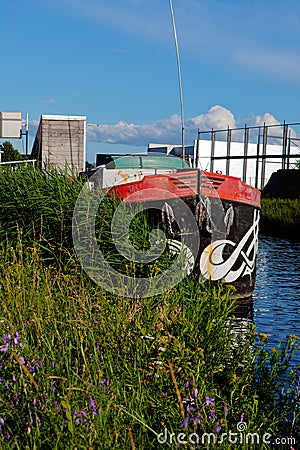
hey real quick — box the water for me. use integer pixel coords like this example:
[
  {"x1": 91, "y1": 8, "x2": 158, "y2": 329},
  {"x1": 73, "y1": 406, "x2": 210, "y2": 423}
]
[{"x1": 253, "y1": 234, "x2": 300, "y2": 366}]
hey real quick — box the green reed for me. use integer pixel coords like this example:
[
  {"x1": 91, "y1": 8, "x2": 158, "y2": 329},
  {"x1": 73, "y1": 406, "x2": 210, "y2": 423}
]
[
  {"x1": 260, "y1": 198, "x2": 300, "y2": 239},
  {"x1": 0, "y1": 165, "x2": 84, "y2": 262}
]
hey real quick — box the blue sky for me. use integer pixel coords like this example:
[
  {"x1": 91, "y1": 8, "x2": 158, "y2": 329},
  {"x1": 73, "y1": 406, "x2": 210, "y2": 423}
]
[{"x1": 1, "y1": 0, "x2": 300, "y2": 162}]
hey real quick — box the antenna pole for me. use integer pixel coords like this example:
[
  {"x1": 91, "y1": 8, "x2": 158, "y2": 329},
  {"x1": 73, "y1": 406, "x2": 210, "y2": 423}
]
[
  {"x1": 169, "y1": 0, "x2": 185, "y2": 167},
  {"x1": 25, "y1": 112, "x2": 29, "y2": 156}
]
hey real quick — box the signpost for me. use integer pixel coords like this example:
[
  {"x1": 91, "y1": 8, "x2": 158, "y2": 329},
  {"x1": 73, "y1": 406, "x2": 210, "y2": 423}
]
[{"x1": 0, "y1": 112, "x2": 29, "y2": 155}]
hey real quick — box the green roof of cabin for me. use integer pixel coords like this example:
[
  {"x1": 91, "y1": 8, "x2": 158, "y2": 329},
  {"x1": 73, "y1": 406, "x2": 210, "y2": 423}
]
[{"x1": 109, "y1": 154, "x2": 190, "y2": 169}]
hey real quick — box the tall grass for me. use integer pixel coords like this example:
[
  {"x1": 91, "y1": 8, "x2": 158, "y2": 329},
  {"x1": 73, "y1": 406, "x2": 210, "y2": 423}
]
[
  {"x1": 0, "y1": 165, "x2": 84, "y2": 262},
  {"x1": 260, "y1": 198, "x2": 300, "y2": 239},
  {"x1": 0, "y1": 244, "x2": 299, "y2": 449},
  {"x1": 0, "y1": 166, "x2": 299, "y2": 448}
]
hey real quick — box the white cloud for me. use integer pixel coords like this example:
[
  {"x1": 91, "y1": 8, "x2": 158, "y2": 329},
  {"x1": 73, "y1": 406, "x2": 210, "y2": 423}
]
[
  {"x1": 244, "y1": 112, "x2": 297, "y2": 142},
  {"x1": 188, "y1": 106, "x2": 236, "y2": 132},
  {"x1": 244, "y1": 112, "x2": 280, "y2": 128},
  {"x1": 86, "y1": 115, "x2": 183, "y2": 146},
  {"x1": 29, "y1": 105, "x2": 295, "y2": 147},
  {"x1": 85, "y1": 105, "x2": 288, "y2": 147},
  {"x1": 40, "y1": 98, "x2": 55, "y2": 105}
]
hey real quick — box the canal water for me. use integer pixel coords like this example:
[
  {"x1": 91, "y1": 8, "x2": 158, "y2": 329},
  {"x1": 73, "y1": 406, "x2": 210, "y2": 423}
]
[{"x1": 253, "y1": 234, "x2": 300, "y2": 366}]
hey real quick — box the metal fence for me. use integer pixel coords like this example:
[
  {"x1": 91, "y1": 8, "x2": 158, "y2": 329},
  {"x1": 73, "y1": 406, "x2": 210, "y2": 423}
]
[{"x1": 195, "y1": 121, "x2": 300, "y2": 189}]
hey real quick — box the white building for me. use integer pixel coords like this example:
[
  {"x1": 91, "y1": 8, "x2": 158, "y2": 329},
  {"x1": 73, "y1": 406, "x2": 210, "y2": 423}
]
[{"x1": 149, "y1": 138, "x2": 299, "y2": 189}]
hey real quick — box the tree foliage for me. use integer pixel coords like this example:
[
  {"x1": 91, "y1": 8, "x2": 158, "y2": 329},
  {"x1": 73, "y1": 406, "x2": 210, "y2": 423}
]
[{"x1": 0, "y1": 141, "x2": 22, "y2": 162}]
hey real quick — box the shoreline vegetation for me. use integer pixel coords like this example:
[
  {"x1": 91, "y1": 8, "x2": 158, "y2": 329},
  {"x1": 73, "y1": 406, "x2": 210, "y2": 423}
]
[
  {"x1": 0, "y1": 166, "x2": 299, "y2": 449},
  {"x1": 260, "y1": 198, "x2": 300, "y2": 240}
]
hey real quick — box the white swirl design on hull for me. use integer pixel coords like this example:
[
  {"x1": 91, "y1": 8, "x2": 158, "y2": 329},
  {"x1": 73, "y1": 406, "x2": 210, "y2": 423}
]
[
  {"x1": 167, "y1": 239, "x2": 195, "y2": 275},
  {"x1": 200, "y1": 209, "x2": 260, "y2": 282}
]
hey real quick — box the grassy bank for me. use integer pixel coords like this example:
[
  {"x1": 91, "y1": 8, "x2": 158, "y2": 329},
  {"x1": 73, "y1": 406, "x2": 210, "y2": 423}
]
[
  {"x1": 0, "y1": 244, "x2": 299, "y2": 449},
  {"x1": 0, "y1": 166, "x2": 299, "y2": 449},
  {"x1": 260, "y1": 198, "x2": 300, "y2": 240}
]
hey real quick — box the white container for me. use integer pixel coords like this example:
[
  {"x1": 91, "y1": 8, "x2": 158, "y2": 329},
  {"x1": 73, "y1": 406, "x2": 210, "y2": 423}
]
[{"x1": 0, "y1": 112, "x2": 22, "y2": 138}]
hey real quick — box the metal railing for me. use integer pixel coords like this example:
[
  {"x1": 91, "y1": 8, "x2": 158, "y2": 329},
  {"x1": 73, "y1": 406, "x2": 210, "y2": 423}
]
[
  {"x1": 0, "y1": 159, "x2": 37, "y2": 167},
  {"x1": 195, "y1": 121, "x2": 300, "y2": 189}
]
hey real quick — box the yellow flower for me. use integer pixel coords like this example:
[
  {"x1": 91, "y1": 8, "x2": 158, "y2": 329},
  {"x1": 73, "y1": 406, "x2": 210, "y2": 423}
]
[
  {"x1": 257, "y1": 332, "x2": 269, "y2": 342},
  {"x1": 288, "y1": 334, "x2": 299, "y2": 340}
]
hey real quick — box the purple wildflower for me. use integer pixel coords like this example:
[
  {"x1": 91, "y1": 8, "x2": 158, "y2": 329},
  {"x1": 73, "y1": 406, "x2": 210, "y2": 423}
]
[
  {"x1": 74, "y1": 412, "x2": 81, "y2": 425},
  {"x1": 216, "y1": 423, "x2": 222, "y2": 434},
  {"x1": 190, "y1": 415, "x2": 201, "y2": 425},
  {"x1": 240, "y1": 413, "x2": 245, "y2": 422},
  {"x1": 179, "y1": 417, "x2": 189, "y2": 429},
  {"x1": 89, "y1": 396, "x2": 97, "y2": 415},
  {"x1": 224, "y1": 403, "x2": 229, "y2": 416},
  {"x1": 51, "y1": 381, "x2": 56, "y2": 393},
  {"x1": 203, "y1": 396, "x2": 215, "y2": 406},
  {"x1": 192, "y1": 388, "x2": 198, "y2": 399},
  {"x1": 1, "y1": 332, "x2": 23, "y2": 351},
  {"x1": 0, "y1": 334, "x2": 8, "y2": 352},
  {"x1": 74, "y1": 408, "x2": 88, "y2": 425},
  {"x1": 187, "y1": 404, "x2": 196, "y2": 414},
  {"x1": 185, "y1": 381, "x2": 190, "y2": 388},
  {"x1": 13, "y1": 333, "x2": 20, "y2": 345},
  {"x1": 100, "y1": 378, "x2": 110, "y2": 389},
  {"x1": 76, "y1": 409, "x2": 88, "y2": 424},
  {"x1": 100, "y1": 378, "x2": 107, "y2": 388},
  {"x1": 209, "y1": 409, "x2": 215, "y2": 420}
]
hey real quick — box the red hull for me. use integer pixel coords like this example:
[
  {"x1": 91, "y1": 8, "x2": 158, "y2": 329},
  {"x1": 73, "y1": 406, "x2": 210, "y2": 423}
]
[{"x1": 108, "y1": 170, "x2": 260, "y2": 209}]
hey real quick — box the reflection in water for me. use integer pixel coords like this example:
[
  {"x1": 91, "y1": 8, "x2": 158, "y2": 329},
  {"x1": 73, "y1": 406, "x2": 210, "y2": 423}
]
[
  {"x1": 253, "y1": 234, "x2": 300, "y2": 365},
  {"x1": 231, "y1": 299, "x2": 254, "y2": 343}
]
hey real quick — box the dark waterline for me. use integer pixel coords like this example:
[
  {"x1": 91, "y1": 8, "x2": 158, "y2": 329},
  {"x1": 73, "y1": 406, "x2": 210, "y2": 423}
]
[{"x1": 253, "y1": 234, "x2": 300, "y2": 366}]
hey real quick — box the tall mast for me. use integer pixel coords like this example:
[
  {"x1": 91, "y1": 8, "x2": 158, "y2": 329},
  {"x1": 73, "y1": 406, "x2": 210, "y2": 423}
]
[{"x1": 169, "y1": 0, "x2": 185, "y2": 166}]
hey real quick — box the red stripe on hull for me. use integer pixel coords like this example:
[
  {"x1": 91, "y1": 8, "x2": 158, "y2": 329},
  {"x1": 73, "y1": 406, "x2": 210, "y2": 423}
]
[{"x1": 108, "y1": 170, "x2": 261, "y2": 209}]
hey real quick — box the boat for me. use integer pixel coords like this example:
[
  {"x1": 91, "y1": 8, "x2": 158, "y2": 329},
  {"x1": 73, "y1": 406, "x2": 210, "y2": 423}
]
[
  {"x1": 82, "y1": 153, "x2": 261, "y2": 298},
  {"x1": 75, "y1": 2, "x2": 260, "y2": 298}
]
